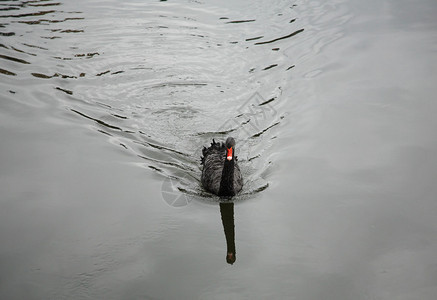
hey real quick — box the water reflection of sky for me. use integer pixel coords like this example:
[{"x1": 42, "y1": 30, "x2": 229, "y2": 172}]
[{"x1": 1, "y1": 0, "x2": 437, "y2": 299}]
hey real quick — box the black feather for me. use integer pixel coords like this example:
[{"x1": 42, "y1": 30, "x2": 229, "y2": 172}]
[{"x1": 200, "y1": 137, "x2": 243, "y2": 196}]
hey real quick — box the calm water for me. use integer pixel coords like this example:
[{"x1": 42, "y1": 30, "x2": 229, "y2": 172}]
[{"x1": 1, "y1": 0, "x2": 437, "y2": 299}]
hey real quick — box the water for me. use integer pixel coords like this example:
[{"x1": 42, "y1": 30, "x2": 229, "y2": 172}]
[{"x1": 1, "y1": 0, "x2": 437, "y2": 299}]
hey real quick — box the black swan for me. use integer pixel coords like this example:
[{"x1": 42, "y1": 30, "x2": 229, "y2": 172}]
[{"x1": 201, "y1": 137, "x2": 243, "y2": 197}]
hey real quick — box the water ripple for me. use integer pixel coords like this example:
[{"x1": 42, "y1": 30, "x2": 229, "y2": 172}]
[
  {"x1": 0, "y1": 0, "x2": 323, "y2": 200},
  {"x1": 254, "y1": 28, "x2": 305, "y2": 45}
]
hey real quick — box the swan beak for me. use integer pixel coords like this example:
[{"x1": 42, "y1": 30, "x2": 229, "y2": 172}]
[{"x1": 226, "y1": 147, "x2": 233, "y2": 161}]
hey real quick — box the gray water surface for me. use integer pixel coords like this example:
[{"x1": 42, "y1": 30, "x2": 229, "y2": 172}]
[{"x1": 1, "y1": 0, "x2": 437, "y2": 299}]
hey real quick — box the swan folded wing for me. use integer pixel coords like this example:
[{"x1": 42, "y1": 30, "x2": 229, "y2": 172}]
[
  {"x1": 201, "y1": 151, "x2": 224, "y2": 194},
  {"x1": 233, "y1": 163, "x2": 243, "y2": 193}
]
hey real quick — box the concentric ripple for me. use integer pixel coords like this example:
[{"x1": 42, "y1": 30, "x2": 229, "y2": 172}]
[{"x1": 0, "y1": 0, "x2": 310, "y2": 201}]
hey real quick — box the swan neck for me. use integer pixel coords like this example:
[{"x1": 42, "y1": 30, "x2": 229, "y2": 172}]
[{"x1": 218, "y1": 157, "x2": 235, "y2": 197}]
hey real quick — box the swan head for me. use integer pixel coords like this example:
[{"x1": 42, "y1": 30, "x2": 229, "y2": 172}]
[
  {"x1": 225, "y1": 137, "x2": 236, "y2": 148},
  {"x1": 225, "y1": 137, "x2": 236, "y2": 161}
]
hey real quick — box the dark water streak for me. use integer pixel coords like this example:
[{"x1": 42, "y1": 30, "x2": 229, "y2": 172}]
[{"x1": 255, "y1": 28, "x2": 304, "y2": 45}]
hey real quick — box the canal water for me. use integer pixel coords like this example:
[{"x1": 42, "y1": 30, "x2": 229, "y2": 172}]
[{"x1": 1, "y1": 0, "x2": 437, "y2": 299}]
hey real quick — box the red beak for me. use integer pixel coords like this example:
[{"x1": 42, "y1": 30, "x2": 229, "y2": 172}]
[{"x1": 227, "y1": 147, "x2": 233, "y2": 161}]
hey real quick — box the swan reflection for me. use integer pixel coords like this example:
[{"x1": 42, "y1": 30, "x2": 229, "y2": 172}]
[{"x1": 220, "y1": 202, "x2": 236, "y2": 265}]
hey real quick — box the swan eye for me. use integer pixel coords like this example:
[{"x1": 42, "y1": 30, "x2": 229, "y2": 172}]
[{"x1": 226, "y1": 147, "x2": 233, "y2": 161}]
